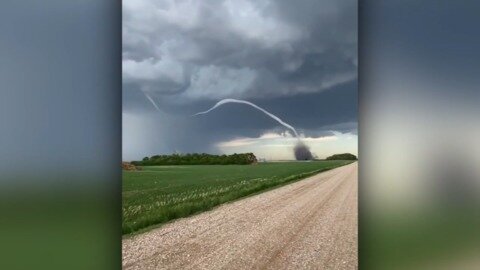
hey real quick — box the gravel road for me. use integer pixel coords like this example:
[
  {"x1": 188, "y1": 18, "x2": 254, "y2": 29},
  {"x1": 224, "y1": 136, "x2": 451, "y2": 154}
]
[{"x1": 123, "y1": 162, "x2": 358, "y2": 269}]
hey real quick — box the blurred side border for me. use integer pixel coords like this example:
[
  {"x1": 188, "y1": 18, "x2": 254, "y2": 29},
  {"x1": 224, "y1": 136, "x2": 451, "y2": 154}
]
[{"x1": 0, "y1": 1, "x2": 121, "y2": 269}]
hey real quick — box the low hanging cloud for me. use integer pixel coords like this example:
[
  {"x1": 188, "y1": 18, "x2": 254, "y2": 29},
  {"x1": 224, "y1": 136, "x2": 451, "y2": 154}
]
[
  {"x1": 187, "y1": 66, "x2": 257, "y2": 99},
  {"x1": 123, "y1": 0, "x2": 357, "y2": 102}
]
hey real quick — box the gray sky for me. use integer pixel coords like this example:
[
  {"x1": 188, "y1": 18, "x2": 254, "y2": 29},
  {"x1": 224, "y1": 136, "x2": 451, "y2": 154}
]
[{"x1": 123, "y1": 0, "x2": 358, "y2": 160}]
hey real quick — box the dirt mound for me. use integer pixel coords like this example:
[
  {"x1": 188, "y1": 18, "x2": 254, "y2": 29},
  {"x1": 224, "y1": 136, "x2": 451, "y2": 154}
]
[{"x1": 122, "y1": 162, "x2": 137, "y2": 171}]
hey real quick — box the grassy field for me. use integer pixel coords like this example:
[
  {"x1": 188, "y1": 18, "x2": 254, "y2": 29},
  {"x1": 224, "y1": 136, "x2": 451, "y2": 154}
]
[{"x1": 123, "y1": 160, "x2": 352, "y2": 234}]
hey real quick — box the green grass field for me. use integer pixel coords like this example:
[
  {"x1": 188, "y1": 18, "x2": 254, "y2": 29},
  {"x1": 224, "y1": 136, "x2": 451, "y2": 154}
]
[{"x1": 123, "y1": 160, "x2": 352, "y2": 234}]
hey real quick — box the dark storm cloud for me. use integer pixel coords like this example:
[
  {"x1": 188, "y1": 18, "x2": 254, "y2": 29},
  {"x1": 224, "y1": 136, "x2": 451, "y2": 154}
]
[
  {"x1": 122, "y1": 0, "x2": 357, "y2": 159},
  {"x1": 123, "y1": 81, "x2": 357, "y2": 160},
  {"x1": 123, "y1": 0, "x2": 356, "y2": 101}
]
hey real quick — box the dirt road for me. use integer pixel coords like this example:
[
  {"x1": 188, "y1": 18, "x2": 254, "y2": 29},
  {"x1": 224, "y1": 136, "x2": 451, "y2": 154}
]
[{"x1": 123, "y1": 162, "x2": 358, "y2": 269}]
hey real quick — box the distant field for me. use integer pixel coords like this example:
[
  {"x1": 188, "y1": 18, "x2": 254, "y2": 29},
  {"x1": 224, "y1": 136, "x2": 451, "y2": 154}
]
[{"x1": 123, "y1": 160, "x2": 352, "y2": 234}]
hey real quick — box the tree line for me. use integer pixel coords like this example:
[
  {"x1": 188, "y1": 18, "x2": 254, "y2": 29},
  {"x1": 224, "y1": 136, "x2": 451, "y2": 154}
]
[
  {"x1": 325, "y1": 153, "x2": 357, "y2": 160},
  {"x1": 132, "y1": 153, "x2": 258, "y2": 166}
]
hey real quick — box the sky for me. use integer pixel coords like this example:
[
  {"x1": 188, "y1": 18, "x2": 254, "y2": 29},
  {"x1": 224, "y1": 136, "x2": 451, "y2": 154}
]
[{"x1": 122, "y1": 0, "x2": 358, "y2": 161}]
